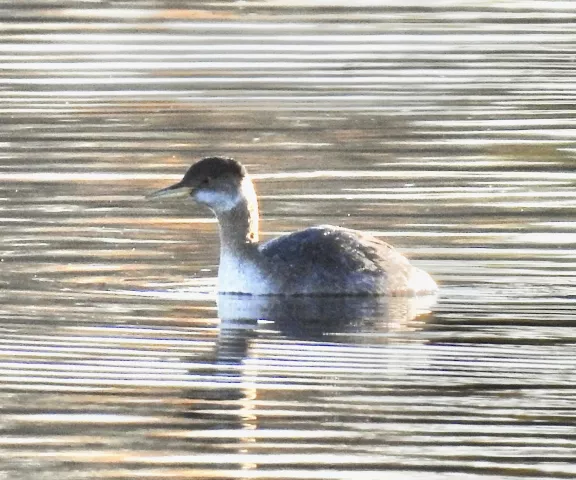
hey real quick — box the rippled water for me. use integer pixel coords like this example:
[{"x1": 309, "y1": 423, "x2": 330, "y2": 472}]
[{"x1": 1, "y1": 2, "x2": 576, "y2": 479}]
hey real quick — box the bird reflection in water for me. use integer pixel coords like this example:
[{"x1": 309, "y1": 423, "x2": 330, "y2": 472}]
[
  {"x1": 214, "y1": 294, "x2": 437, "y2": 364},
  {"x1": 177, "y1": 293, "x2": 436, "y2": 461}
]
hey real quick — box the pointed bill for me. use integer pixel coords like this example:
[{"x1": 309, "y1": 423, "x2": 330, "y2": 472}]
[{"x1": 147, "y1": 182, "x2": 191, "y2": 200}]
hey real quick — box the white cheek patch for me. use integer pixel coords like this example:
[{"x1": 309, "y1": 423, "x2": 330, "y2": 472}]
[{"x1": 195, "y1": 189, "x2": 239, "y2": 211}]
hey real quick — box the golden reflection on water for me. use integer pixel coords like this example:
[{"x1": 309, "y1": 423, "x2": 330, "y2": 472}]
[{"x1": 2, "y1": 2, "x2": 576, "y2": 479}]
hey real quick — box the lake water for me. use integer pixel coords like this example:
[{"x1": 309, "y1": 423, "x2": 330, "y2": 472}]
[{"x1": 1, "y1": 2, "x2": 576, "y2": 479}]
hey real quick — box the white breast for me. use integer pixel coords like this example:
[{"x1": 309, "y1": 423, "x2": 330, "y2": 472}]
[{"x1": 217, "y1": 254, "x2": 272, "y2": 294}]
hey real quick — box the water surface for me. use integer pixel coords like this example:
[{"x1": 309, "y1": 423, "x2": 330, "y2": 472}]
[{"x1": 1, "y1": 2, "x2": 576, "y2": 479}]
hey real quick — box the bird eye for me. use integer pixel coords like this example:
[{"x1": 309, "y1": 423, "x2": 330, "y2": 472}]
[{"x1": 201, "y1": 177, "x2": 211, "y2": 186}]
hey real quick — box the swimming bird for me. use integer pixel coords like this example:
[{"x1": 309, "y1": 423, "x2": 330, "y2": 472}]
[{"x1": 149, "y1": 156, "x2": 437, "y2": 296}]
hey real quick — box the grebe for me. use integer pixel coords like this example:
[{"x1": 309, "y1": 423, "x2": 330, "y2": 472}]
[{"x1": 149, "y1": 156, "x2": 437, "y2": 296}]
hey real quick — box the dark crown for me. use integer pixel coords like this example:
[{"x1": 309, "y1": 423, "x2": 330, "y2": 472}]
[{"x1": 181, "y1": 156, "x2": 246, "y2": 185}]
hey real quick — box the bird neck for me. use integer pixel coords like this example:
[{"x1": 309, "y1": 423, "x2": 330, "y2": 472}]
[{"x1": 214, "y1": 176, "x2": 260, "y2": 259}]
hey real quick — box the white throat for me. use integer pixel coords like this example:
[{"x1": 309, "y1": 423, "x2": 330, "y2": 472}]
[
  {"x1": 194, "y1": 187, "x2": 241, "y2": 212},
  {"x1": 198, "y1": 175, "x2": 264, "y2": 294}
]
